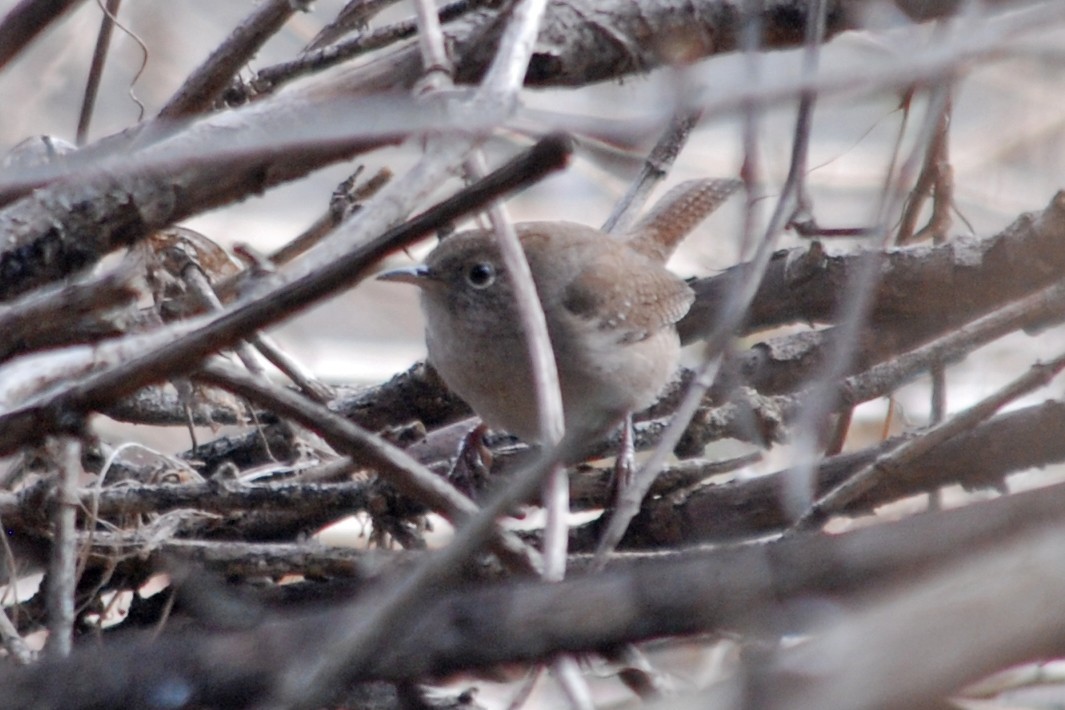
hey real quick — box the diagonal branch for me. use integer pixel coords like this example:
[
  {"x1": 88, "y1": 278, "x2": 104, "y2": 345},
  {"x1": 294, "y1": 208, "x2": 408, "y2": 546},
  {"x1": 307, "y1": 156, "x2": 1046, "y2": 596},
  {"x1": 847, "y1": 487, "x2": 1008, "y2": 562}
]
[{"x1": 0, "y1": 135, "x2": 571, "y2": 454}]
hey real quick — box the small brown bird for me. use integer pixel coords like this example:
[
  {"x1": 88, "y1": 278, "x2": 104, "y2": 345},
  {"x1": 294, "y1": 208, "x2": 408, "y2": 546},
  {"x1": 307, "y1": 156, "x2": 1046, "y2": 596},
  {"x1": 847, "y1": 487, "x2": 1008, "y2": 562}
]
[{"x1": 379, "y1": 178, "x2": 740, "y2": 444}]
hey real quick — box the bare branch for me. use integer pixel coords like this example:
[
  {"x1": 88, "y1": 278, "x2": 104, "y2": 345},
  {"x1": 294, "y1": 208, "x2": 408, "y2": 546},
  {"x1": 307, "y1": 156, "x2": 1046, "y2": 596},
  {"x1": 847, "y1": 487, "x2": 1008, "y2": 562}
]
[
  {"x1": 0, "y1": 0, "x2": 86, "y2": 70},
  {"x1": 0, "y1": 134, "x2": 571, "y2": 454},
  {"x1": 157, "y1": 0, "x2": 304, "y2": 120}
]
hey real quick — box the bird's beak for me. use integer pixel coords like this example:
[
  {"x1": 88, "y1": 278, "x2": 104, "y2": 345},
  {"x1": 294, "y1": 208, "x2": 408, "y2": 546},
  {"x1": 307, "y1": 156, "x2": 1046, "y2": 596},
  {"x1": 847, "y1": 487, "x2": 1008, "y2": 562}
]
[{"x1": 376, "y1": 264, "x2": 433, "y2": 287}]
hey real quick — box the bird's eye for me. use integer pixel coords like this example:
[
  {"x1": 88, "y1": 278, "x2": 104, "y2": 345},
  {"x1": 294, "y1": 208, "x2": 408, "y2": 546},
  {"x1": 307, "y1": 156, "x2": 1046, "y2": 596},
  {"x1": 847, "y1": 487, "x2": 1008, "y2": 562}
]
[{"x1": 466, "y1": 262, "x2": 496, "y2": 289}]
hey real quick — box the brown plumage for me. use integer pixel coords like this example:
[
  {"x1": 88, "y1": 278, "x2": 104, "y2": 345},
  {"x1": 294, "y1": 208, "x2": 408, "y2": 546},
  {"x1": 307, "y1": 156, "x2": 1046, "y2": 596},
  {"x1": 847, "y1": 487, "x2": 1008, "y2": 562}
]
[{"x1": 379, "y1": 178, "x2": 740, "y2": 443}]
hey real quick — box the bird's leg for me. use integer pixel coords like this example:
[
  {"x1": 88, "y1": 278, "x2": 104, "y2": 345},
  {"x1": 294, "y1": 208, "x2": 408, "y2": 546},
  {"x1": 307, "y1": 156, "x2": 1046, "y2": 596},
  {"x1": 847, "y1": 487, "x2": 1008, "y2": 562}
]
[
  {"x1": 446, "y1": 421, "x2": 494, "y2": 500},
  {"x1": 610, "y1": 413, "x2": 636, "y2": 507}
]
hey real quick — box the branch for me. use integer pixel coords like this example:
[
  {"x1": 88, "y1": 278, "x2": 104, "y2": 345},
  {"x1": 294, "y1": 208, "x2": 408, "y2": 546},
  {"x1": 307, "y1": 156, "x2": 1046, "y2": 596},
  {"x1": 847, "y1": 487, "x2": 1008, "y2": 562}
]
[
  {"x1": 602, "y1": 400, "x2": 1065, "y2": 547},
  {"x1": 268, "y1": 0, "x2": 1033, "y2": 96},
  {"x1": 115, "y1": 190, "x2": 1065, "y2": 488},
  {"x1": 195, "y1": 362, "x2": 540, "y2": 572},
  {"x1": 7, "y1": 477, "x2": 1065, "y2": 706},
  {"x1": 0, "y1": 263, "x2": 140, "y2": 362},
  {"x1": 681, "y1": 190, "x2": 1065, "y2": 343},
  {"x1": 0, "y1": 0, "x2": 85, "y2": 70},
  {"x1": 156, "y1": 0, "x2": 303, "y2": 120},
  {"x1": 0, "y1": 134, "x2": 571, "y2": 454}
]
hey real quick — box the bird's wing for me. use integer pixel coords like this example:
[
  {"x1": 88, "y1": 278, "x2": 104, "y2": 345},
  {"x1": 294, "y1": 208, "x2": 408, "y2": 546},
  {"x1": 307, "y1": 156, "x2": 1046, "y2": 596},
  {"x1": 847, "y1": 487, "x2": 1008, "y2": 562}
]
[{"x1": 560, "y1": 242, "x2": 694, "y2": 344}]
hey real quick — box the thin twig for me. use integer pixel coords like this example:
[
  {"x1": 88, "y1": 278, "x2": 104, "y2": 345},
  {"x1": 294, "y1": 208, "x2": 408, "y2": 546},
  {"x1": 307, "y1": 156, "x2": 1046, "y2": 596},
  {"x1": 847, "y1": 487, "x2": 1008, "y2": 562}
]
[
  {"x1": 157, "y1": 0, "x2": 301, "y2": 120},
  {"x1": 183, "y1": 257, "x2": 334, "y2": 401},
  {"x1": 268, "y1": 3, "x2": 573, "y2": 700},
  {"x1": 412, "y1": 0, "x2": 454, "y2": 87},
  {"x1": 44, "y1": 436, "x2": 82, "y2": 658},
  {"x1": 591, "y1": 0, "x2": 829, "y2": 568},
  {"x1": 75, "y1": 0, "x2": 121, "y2": 146},
  {"x1": 248, "y1": 333, "x2": 335, "y2": 403},
  {"x1": 553, "y1": 655, "x2": 595, "y2": 710},
  {"x1": 181, "y1": 265, "x2": 266, "y2": 377},
  {"x1": 897, "y1": 69, "x2": 955, "y2": 246},
  {"x1": 796, "y1": 350, "x2": 1065, "y2": 530},
  {"x1": 600, "y1": 110, "x2": 701, "y2": 235},
  {"x1": 305, "y1": 0, "x2": 402, "y2": 51},
  {"x1": 241, "y1": 0, "x2": 484, "y2": 99},
  {"x1": 781, "y1": 74, "x2": 952, "y2": 519},
  {"x1": 0, "y1": 605, "x2": 34, "y2": 665},
  {"x1": 196, "y1": 360, "x2": 541, "y2": 572},
  {"x1": 0, "y1": 135, "x2": 571, "y2": 456},
  {"x1": 266, "y1": 167, "x2": 392, "y2": 268},
  {"x1": 781, "y1": 0, "x2": 826, "y2": 236},
  {"x1": 411, "y1": 0, "x2": 586, "y2": 700}
]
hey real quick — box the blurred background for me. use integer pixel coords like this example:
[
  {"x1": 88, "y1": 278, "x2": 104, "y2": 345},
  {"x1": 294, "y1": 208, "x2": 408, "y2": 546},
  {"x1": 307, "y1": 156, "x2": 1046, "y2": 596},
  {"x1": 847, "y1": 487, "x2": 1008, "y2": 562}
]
[
  {"x1": 4, "y1": 2, "x2": 1061, "y2": 450},
  {"x1": 2, "y1": 3, "x2": 1057, "y2": 369},
  {"x1": 3, "y1": 2, "x2": 1065, "y2": 705}
]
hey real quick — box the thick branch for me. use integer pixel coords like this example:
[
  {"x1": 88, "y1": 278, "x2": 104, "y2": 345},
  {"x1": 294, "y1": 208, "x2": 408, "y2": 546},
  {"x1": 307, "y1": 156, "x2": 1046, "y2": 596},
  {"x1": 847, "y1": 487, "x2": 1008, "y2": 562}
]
[
  {"x1": 261, "y1": 0, "x2": 1030, "y2": 95},
  {"x1": 0, "y1": 265, "x2": 140, "y2": 361},
  {"x1": 681, "y1": 190, "x2": 1065, "y2": 343},
  {"x1": 604, "y1": 400, "x2": 1065, "y2": 548},
  {"x1": 6, "y1": 477, "x2": 1065, "y2": 707},
  {"x1": 0, "y1": 135, "x2": 571, "y2": 454}
]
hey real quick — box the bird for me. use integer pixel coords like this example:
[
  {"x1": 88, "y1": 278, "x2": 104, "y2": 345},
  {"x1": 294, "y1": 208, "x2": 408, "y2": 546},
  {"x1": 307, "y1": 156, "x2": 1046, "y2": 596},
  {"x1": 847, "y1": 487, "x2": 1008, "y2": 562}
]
[{"x1": 379, "y1": 178, "x2": 741, "y2": 447}]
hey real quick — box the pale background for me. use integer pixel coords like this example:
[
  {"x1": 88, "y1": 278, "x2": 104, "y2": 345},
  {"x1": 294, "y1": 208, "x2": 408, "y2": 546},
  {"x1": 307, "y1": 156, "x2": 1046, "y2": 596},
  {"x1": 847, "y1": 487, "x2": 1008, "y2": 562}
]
[{"x1": 2, "y1": 2, "x2": 1065, "y2": 704}]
